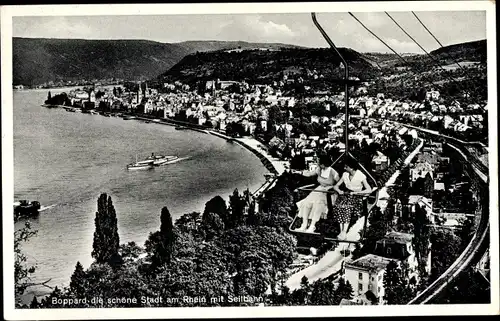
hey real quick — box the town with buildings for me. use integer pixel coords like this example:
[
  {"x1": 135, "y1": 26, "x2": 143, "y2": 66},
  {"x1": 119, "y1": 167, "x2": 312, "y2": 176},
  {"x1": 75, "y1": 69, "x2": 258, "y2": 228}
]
[
  {"x1": 8, "y1": 5, "x2": 494, "y2": 315},
  {"x1": 41, "y1": 73, "x2": 487, "y2": 305}
]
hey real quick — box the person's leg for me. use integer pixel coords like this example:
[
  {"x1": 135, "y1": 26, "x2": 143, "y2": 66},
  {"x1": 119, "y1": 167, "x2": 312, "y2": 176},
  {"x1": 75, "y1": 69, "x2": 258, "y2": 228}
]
[
  {"x1": 306, "y1": 218, "x2": 318, "y2": 233},
  {"x1": 296, "y1": 202, "x2": 312, "y2": 231},
  {"x1": 338, "y1": 223, "x2": 349, "y2": 240},
  {"x1": 306, "y1": 193, "x2": 329, "y2": 233}
]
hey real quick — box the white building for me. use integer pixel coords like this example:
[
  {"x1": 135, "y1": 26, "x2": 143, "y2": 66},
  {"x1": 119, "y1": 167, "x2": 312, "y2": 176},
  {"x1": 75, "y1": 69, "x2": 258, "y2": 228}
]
[
  {"x1": 345, "y1": 254, "x2": 399, "y2": 304},
  {"x1": 260, "y1": 120, "x2": 268, "y2": 132},
  {"x1": 426, "y1": 90, "x2": 440, "y2": 101},
  {"x1": 407, "y1": 195, "x2": 434, "y2": 222}
]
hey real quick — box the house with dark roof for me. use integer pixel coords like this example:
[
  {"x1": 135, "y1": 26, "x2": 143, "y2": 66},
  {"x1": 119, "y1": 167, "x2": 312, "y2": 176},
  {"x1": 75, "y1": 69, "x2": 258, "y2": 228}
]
[{"x1": 373, "y1": 232, "x2": 430, "y2": 282}]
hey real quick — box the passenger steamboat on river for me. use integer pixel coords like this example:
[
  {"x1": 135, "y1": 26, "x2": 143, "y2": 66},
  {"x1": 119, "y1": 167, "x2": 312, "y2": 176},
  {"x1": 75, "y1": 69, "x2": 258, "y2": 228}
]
[{"x1": 127, "y1": 153, "x2": 180, "y2": 170}]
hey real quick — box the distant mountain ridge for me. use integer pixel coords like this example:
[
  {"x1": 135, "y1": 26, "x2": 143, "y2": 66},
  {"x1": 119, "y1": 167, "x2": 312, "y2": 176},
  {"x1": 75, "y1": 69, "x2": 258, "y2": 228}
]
[
  {"x1": 12, "y1": 37, "x2": 302, "y2": 86},
  {"x1": 13, "y1": 37, "x2": 486, "y2": 86}
]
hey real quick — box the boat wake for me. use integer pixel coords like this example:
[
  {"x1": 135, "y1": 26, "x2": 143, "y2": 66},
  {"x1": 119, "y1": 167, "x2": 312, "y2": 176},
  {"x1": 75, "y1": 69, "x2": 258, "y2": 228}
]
[
  {"x1": 163, "y1": 156, "x2": 191, "y2": 164},
  {"x1": 39, "y1": 204, "x2": 58, "y2": 212}
]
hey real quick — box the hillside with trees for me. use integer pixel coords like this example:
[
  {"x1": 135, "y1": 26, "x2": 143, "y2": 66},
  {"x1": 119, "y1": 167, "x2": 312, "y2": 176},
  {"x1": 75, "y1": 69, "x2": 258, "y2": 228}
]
[
  {"x1": 367, "y1": 39, "x2": 487, "y2": 104},
  {"x1": 159, "y1": 47, "x2": 378, "y2": 87},
  {"x1": 13, "y1": 38, "x2": 300, "y2": 86},
  {"x1": 159, "y1": 39, "x2": 486, "y2": 103}
]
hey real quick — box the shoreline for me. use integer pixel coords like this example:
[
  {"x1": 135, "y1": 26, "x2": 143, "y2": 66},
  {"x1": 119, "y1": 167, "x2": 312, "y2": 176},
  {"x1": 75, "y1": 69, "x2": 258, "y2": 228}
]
[
  {"x1": 39, "y1": 102, "x2": 286, "y2": 203},
  {"x1": 133, "y1": 115, "x2": 285, "y2": 176},
  {"x1": 41, "y1": 103, "x2": 285, "y2": 197},
  {"x1": 21, "y1": 104, "x2": 284, "y2": 303}
]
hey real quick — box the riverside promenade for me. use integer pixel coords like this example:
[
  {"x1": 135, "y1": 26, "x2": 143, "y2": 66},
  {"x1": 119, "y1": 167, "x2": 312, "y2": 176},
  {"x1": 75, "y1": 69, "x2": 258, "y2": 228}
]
[{"x1": 207, "y1": 131, "x2": 289, "y2": 199}]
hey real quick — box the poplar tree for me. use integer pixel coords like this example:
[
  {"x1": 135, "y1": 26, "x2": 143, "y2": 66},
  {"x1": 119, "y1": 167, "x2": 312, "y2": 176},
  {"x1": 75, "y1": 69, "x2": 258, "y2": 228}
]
[
  {"x1": 159, "y1": 206, "x2": 175, "y2": 261},
  {"x1": 91, "y1": 193, "x2": 120, "y2": 264}
]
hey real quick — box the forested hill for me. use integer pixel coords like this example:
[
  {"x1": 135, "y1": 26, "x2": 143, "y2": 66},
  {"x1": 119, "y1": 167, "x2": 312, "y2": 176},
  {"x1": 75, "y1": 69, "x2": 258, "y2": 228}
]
[
  {"x1": 12, "y1": 37, "x2": 300, "y2": 86},
  {"x1": 429, "y1": 39, "x2": 487, "y2": 63},
  {"x1": 159, "y1": 47, "x2": 377, "y2": 86},
  {"x1": 362, "y1": 39, "x2": 487, "y2": 69},
  {"x1": 390, "y1": 39, "x2": 487, "y2": 68}
]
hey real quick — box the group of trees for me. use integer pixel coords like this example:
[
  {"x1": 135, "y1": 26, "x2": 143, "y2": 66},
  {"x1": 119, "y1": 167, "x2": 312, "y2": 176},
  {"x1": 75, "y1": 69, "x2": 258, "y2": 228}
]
[
  {"x1": 18, "y1": 188, "x2": 302, "y2": 308},
  {"x1": 44, "y1": 91, "x2": 72, "y2": 106},
  {"x1": 269, "y1": 275, "x2": 354, "y2": 306}
]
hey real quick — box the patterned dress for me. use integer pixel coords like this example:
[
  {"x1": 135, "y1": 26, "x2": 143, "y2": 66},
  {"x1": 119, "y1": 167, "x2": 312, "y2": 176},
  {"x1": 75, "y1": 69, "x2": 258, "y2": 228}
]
[
  {"x1": 296, "y1": 167, "x2": 339, "y2": 221},
  {"x1": 333, "y1": 170, "x2": 367, "y2": 224}
]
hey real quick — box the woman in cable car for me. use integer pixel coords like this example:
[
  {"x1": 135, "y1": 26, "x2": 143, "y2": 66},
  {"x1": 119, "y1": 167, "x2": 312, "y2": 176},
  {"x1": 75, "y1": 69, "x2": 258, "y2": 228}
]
[
  {"x1": 333, "y1": 157, "x2": 373, "y2": 240},
  {"x1": 291, "y1": 154, "x2": 340, "y2": 233}
]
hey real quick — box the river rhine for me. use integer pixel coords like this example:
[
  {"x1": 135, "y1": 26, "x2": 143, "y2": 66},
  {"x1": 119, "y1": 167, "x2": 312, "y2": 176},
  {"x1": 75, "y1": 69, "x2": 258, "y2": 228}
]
[{"x1": 13, "y1": 88, "x2": 268, "y2": 299}]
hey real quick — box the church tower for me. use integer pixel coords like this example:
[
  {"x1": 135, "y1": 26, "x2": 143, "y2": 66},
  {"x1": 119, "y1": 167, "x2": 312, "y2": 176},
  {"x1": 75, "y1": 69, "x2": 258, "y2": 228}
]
[{"x1": 137, "y1": 83, "x2": 142, "y2": 103}]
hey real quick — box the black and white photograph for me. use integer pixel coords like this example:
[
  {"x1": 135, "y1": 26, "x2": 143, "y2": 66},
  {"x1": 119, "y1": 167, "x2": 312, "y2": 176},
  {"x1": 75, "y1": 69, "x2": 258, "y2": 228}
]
[{"x1": 2, "y1": 1, "x2": 498, "y2": 319}]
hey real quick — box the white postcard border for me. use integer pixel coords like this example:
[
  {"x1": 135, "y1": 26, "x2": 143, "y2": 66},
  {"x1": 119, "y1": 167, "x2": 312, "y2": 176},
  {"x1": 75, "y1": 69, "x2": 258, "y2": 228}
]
[{"x1": 2, "y1": 1, "x2": 498, "y2": 319}]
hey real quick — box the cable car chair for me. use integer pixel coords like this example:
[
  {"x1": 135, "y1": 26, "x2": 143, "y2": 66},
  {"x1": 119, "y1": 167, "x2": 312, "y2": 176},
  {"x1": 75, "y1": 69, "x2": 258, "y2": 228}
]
[{"x1": 288, "y1": 13, "x2": 380, "y2": 251}]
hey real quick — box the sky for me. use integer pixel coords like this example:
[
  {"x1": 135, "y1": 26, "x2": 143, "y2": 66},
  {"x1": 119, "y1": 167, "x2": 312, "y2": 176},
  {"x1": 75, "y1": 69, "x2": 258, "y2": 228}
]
[{"x1": 12, "y1": 11, "x2": 486, "y2": 53}]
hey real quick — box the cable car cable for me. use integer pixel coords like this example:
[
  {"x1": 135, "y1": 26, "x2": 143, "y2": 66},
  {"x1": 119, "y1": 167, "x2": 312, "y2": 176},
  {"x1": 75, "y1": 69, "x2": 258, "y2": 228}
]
[
  {"x1": 385, "y1": 12, "x2": 467, "y2": 85},
  {"x1": 348, "y1": 12, "x2": 441, "y2": 91},
  {"x1": 311, "y1": 12, "x2": 351, "y2": 152},
  {"x1": 411, "y1": 11, "x2": 467, "y2": 73},
  {"x1": 386, "y1": 12, "x2": 478, "y2": 109},
  {"x1": 350, "y1": 12, "x2": 483, "y2": 113}
]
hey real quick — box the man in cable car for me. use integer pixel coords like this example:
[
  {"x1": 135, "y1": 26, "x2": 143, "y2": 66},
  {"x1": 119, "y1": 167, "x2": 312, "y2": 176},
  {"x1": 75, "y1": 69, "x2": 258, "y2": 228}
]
[
  {"x1": 332, "y1": 157, "x2": 373, "y2": 240},
  {"x1": 291, "y1": 154, "x2": 340, "y2": 233}
]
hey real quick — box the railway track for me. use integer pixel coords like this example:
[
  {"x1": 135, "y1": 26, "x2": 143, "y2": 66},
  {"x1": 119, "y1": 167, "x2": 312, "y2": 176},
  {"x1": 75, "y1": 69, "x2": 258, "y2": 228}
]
[
  {"x1": 402, "y1": 125, "x2": 490, "y2": 304},
  {"x1": 394, "y1": 122, "x2": 489, "y2": 175}
]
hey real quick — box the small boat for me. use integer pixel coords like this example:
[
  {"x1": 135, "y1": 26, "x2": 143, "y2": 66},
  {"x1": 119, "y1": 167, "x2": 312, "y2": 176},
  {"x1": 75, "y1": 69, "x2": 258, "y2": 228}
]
[
  {"x1": 14, "y1": 200, "x2": 41, "y2": 220},
  {"x1": 127, "y1": 155, "x2": 154, "y2": 170},
  {"x1": 90, "y1": 110, "x2": 99, "y2": 115},
  {"x1": 152, "y1": 119, "x2": 161, "y2": 123},
  {"x1": 123, "y1": 116, "x2": 137, "y2": 120},
  {"x1": 147, "y1": 153, "x2": 180, "y2": 166}
]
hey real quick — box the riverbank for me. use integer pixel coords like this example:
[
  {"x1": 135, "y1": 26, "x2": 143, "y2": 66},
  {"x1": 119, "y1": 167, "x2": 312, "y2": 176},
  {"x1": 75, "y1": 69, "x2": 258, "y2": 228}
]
[
  {"x1": 17, "y1": 92, "x2": 272, "y2": 304},
  {"x1": 40, "y1": 104, "x2": 65, "y2": 108},
  {"x1": 42, "y1": 103, "x2": 287, "y2": 203},
  {"x1": 44, "y1": 104, "x2": 285, "y2": 189},
  {"x1": 133, "y1": 115, "x2": 287, "y2": 176}
]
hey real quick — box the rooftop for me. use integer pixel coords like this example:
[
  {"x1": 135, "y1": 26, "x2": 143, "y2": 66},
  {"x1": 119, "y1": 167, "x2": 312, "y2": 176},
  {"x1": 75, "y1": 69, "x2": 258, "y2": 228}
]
[
  {"x1": 339, "y1": 299, "x2": 364, "y2": 306},
  {"x1": 382, "y1": 231, "x2": 414, "y2": 244},
  {"x1": 434, "y1": 182, "x2": 445, "y2": 190},
  {"x1": 346, "y1": 254, "x2": 398, "y2": 272},
  {"x1": 408, "y1": 195, "x2": 432, "y2": 207}
]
